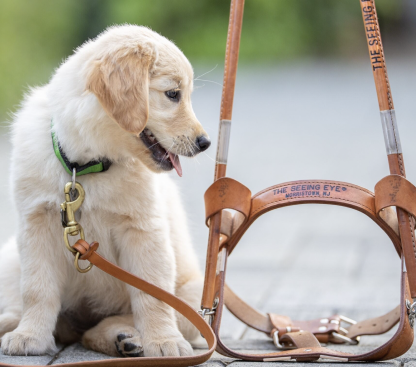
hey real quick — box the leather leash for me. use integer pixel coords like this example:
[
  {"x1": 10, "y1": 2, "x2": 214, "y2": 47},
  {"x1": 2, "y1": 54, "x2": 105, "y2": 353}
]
[
  {"x1": 0, "y1": 237, "x2": 216, "y2": 367},
  {"x1": 201, "y1": 0, "x2": 416, "y2": 362}
]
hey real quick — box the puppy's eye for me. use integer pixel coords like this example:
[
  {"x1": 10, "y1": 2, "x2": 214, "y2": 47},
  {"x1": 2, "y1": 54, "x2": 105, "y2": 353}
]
[{"x1": 165, "y1": 89, "x2": 180, "y2": 102}]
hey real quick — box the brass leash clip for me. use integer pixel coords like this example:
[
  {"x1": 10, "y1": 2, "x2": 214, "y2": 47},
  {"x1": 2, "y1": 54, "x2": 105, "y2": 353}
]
[{"x1": 61, "y1": 181, "x2": 92, "y2": 273}]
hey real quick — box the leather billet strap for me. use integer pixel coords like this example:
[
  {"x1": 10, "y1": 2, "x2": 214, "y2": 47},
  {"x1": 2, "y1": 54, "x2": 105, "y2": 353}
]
[
  {"x1": 210, "y1": 249, "x2": 413, "y2": 362},
  {"x1": 8, "y1": 239, "x2": 215, "y2": 367},
  {"x1": 224, "y1": 283, "x2": 401, "y2": 342}
]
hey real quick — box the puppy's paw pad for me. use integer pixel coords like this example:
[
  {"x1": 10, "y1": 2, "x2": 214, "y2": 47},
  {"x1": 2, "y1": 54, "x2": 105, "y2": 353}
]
[
  {"x1": 144, "y1": 335, "x2": 193, "y2": 357},
  {"x1": 1, "y1": 331, "x2": 56, "y2": 356},
  {"x1": 115, "y1": 333, "x2": 143, "y2": 358},
  {"x1": 116, "y1": 333, "x2": 132, "y2": 342}
]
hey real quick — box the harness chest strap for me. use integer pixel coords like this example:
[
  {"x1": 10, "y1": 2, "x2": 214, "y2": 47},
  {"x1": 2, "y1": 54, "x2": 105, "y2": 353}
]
[{"x1": 204, "y1": 177, "x2": 403, "y2": 256}]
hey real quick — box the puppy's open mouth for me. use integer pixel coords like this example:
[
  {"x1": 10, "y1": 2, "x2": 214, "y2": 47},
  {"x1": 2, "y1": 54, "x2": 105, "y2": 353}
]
[{"x1": 139, "y1": 128, "x2": 183, "y2": 177}]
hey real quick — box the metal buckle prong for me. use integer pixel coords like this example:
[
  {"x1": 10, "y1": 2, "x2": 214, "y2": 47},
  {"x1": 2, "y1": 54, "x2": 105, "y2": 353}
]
[
  {"x1": 339, "y1": 315, "x2": 357, "y2": 325},
  {"x1": 331, "y1": 332, "x2": 360, "y2": 345},
  {"x1": 331, "y1": 315, "x2": 360, "y2": 345}
]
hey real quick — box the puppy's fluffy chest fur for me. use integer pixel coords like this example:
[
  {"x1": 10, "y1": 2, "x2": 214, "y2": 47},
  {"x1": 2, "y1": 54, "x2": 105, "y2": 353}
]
[{"x1": 11, "y1": 84, "x2": 187, "y2": 317}]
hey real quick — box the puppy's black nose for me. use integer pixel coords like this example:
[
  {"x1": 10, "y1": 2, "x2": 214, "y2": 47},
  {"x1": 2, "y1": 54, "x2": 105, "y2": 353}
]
[{"x1": 196, "y1": 135, "x2": 211, "y2": 152}]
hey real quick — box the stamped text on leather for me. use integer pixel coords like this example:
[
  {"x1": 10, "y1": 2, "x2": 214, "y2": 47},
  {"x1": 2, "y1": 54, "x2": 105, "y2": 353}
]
[{"x1": 274, "y1": 184, "x2": 348, "y2": 198}]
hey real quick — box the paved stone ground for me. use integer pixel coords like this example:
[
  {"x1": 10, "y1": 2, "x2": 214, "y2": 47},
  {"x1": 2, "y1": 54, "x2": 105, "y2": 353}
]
[{"x1": 1, "y1": 59, "x2": 416, "y2": 365}]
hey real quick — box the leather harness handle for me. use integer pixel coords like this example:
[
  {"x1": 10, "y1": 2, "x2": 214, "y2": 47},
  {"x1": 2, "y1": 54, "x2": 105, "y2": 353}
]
[
  {"x1": 361, "y1": 0, "x2": 416, "y2": 297},
  {"x1": 202, "y1": 0, "x2": 245, "y2": 310}
]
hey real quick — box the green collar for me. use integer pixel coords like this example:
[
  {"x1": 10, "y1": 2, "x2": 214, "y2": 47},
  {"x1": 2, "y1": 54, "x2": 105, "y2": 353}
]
[{"x1": 52, "y1": 128, "x2": 111, "y2": 177}]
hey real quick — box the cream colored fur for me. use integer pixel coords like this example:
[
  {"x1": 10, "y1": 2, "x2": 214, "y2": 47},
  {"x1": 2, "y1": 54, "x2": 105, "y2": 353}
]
[{"x1": 0, "y1": 25, "x2": 209, "y2": 358}]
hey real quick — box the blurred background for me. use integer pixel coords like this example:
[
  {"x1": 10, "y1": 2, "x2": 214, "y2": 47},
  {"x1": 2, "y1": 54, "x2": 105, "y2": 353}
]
[
  {"x1": 1, "y1": 0, "x2": 416, "y2": 344},
  {"x1": 1, "y1": 0, "x2": 416, "y2": 119}
]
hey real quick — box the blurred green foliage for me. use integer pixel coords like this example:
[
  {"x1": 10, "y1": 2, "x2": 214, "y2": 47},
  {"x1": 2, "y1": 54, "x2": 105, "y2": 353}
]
[{"x1": 0, "y1": 0, "x2": 406, "y2": 120}]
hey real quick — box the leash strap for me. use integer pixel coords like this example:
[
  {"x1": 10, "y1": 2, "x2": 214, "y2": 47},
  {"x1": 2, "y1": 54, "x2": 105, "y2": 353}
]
[{"x1": 4, "y1": 239, "x2": 216, "y2": 367}]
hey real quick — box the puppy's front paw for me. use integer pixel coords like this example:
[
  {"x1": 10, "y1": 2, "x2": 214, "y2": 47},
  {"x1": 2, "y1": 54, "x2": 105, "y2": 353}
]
[
  {"x1": 1, "y1": 330, "x2": 56, "y2": 356},
  {"x1": 115, "y1": 333, "x2": 144, "y2": 357},
  {"x1": 143, "y1": 331, "x2": 193, "y2": 357}
]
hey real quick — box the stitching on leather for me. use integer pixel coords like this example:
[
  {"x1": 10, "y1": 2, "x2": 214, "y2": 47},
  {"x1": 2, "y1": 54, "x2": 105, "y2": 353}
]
[
  {"x1": 371, "y1": 0, "x2": 394, "y2": 111},
  {"x1": 252, "y1": 195, "x2": 373, "y2": 217},
  {"x1": 220, "y1": 0, "x2": 234, "y2": 119},
  {"x1": 253, "y1": 181, "x2": 373, "y2": 199},
  {"x1": 372, "y1": 0, "x2": 405, "y2": 171},
  {"x1": 373, "y1": 0, "x2": 416, "y2": 264}
]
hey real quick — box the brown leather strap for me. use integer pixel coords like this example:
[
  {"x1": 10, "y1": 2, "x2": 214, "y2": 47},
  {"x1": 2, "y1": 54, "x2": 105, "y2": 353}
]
[
  {"x1": 347, "y1": 306, "x2": 400, "y2": 339},
  {"x1": 212, "y1": 252, "x2": 413, "y2": 362},
  {"x1": 362, "y1": 0, "x2": 416, "y2": 298},
  {"x1": 56, "y1": 239, "x2": 216, "y2": 367},
  {"x1": 202, "y1": 0, "x2": 245, "y2": 310},
  {"x1": 280, "y1": 331, "x2": 321, "y2": 349},
  {"x1": 224, "y1": 179, "x2": 401, "y2": 255},
  {"x1": 375, "y1": 174, "x2": 416, "y2": 297},
  {"x1": 204, "y1": 177, "x2": 251, "y2": 227},
  {"x1": 375, "y1": 175, "x2": 416, "y2": 220},
  {"x1": 225, "y1": 282, "x2": 401, "y2": 343},
  {"x1": 224, "y1": 283, "x2": 272, "y2": 332},
  {"x1": 0, "y1": 237, "x2": 217, "y2": 367},
  {"x1": 269, "y1": 314, "x2": 342, "y2": 344}
]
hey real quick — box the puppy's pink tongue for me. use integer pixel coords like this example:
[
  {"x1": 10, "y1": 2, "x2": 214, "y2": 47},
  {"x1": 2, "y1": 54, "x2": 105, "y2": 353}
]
[{"x1": 168, "y1": 151, "x2": 182, "y2": 177}]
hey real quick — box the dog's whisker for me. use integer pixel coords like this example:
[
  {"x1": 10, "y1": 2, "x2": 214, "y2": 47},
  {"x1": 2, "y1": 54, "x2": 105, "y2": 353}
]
[
  {"x1": 202, "y1": 151, "x2": 218, "y2": 163},
  {"x1": 186, "y1": 137, "x2": 198, "y2": 155},
  {"x1": 194, "y1": 64, "x2": 218, "y2": 81},
  {"x1": 147, "y1": 137, "x2": 173, "y2": 150},
  {"x1": 185, "y1": 142, "x2": 194, "y2": 157},
  {"x1": 193, "y1": 84, "x2": 206, "y2": 90},
  {"x1": 193, "y1": 79, "x2": 222, "y2": 87}
]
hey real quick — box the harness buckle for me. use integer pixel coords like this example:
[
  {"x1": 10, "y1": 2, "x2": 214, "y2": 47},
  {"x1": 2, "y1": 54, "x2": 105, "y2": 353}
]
[
  {"x1": 406, "y1": 300, "x2": 416, "y2": 328},
  {"x1": 198, "y1": 298, "x2": 219, "y2": 337},
  {"x1": 330, "y1": 315, "x2": 360, "y2": 345}
]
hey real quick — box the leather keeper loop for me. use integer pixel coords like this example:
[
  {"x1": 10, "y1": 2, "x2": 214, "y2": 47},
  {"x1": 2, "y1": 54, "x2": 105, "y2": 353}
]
[
  {"x1": 204, "y1": 177, "x2": 251, "y2": 226},
  {"x1": 73, "y1": 239, "x2": 99, "y2": 260},
  {"x1": 375, "y1": 175, "x2": 416, "y2": 220},
  {"x1": 280, "y1": 331, "x2": 321, "y2": 349}
]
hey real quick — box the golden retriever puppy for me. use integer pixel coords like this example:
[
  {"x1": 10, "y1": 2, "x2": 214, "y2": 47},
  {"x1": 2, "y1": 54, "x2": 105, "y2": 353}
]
[{"x1": 0, "y1": 25, "x2": 210, "y2": 358}]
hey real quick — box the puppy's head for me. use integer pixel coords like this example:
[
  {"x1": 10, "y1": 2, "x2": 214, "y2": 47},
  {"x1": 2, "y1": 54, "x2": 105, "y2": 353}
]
[{"x1": 86, "y1": 26, "x2": 210, "y2": 177}]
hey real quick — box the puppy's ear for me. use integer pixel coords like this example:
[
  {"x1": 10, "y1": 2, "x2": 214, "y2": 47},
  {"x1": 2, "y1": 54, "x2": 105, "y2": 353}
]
[{"x1": 87, "y1": 44, "x2": 155, "y2": 135}]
